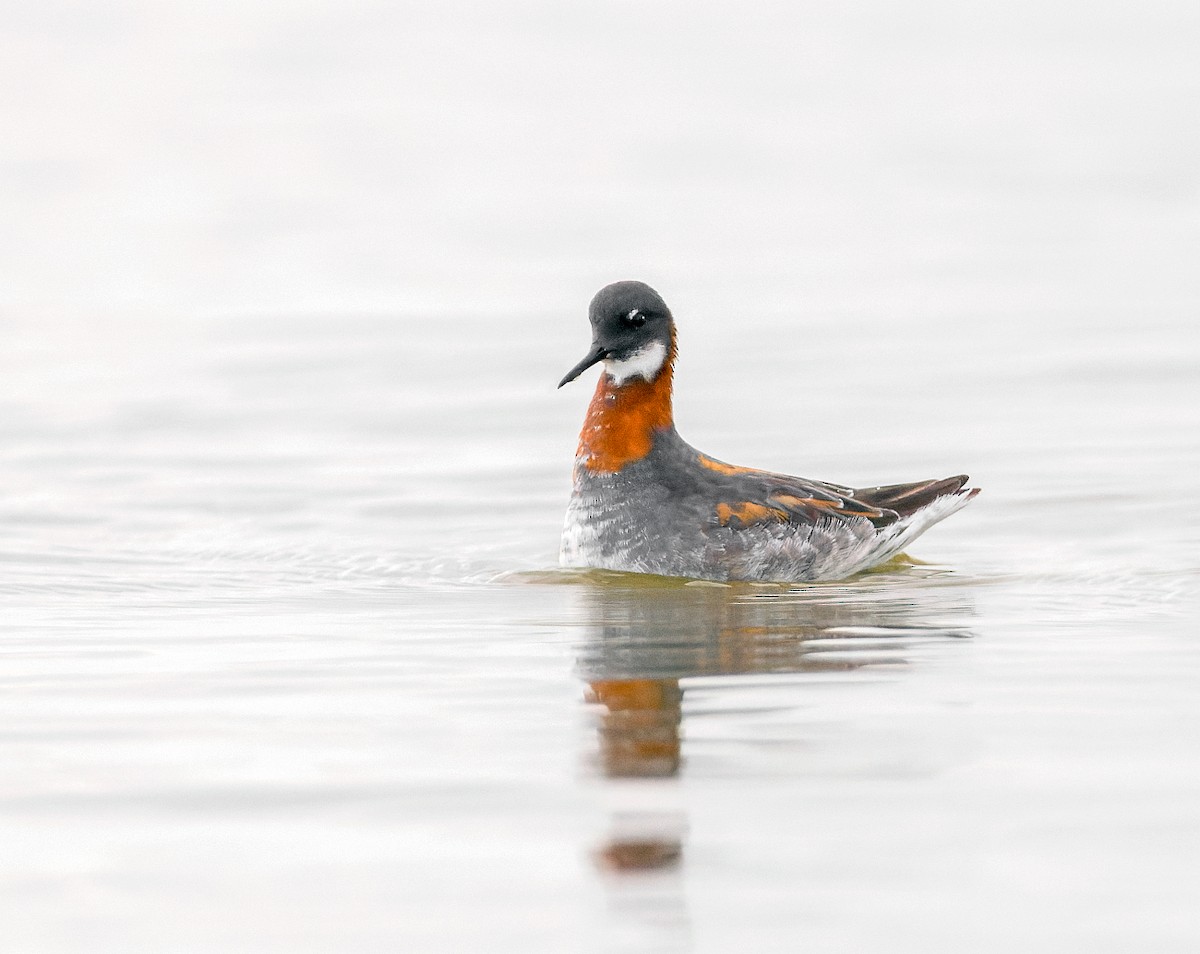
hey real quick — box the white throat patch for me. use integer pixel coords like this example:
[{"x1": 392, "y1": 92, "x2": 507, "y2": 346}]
[{"x1": 603, "y1": 340, "x2": 668, "y2": 386}]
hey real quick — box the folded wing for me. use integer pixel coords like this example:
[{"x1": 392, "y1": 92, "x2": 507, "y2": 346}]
[{"x1": 701, "y1": 456, "x2": 973, "y2": 532}]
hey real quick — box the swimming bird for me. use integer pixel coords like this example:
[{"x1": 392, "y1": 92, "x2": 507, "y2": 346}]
[{"x1": 558, "y1": 280, "x2": 979, "y2": 582}]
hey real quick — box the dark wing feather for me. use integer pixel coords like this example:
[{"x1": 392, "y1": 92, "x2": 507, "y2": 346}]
[
  {"x1": 849, "y1": 474, "x2": 971, "y2": 518},
  {"x1": 697, "y1": 455, "x2": 973, "y2": 532},
  {"x1": 704, "y1": 464, "x2": 902, "y2": 530}
]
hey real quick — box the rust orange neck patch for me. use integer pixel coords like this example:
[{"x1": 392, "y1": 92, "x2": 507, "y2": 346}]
[{"x1": 577, "y1": 339, "x2": 676, "y2": 474}]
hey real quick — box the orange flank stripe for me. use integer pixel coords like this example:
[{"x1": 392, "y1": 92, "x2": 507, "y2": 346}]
[
  {"x1": 716, "y1": 501, "x2": 789, "y2": 527},
  {"x1": 577, "y1": 334, "x2": 677, "y2": 474},
  {"x1": 772, "y1": 492, "x2": 884, "y2": 518},
  {"x1": 771, "y1": 493, "x2": 842, "y2": 510},
  {"x1": 697, "y1": 455, "x2": 755, "y2": 476}
]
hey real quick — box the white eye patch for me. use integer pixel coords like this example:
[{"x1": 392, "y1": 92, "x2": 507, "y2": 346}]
[{"x1": 603, "y1": 340, "x2": 667, "y2": 385}]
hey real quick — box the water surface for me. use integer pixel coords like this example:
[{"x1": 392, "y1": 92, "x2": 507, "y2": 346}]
[{"x1": 3, "y1": 2, "x2": 1200, "y2": 952}]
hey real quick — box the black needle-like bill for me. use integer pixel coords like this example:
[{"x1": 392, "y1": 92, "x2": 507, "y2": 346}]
[{"x1": 558, "y1": 345, "x2": 608, "y2": 388}]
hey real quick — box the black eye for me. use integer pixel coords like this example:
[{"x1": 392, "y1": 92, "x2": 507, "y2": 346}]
[{"x1": 623, "y1": 309, "x2": 648, "y2": 328}]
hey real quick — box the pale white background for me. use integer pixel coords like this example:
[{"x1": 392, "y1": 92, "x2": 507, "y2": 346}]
[{"x1": 3, "y1": 3, "x2": 1199, "y2": 952}]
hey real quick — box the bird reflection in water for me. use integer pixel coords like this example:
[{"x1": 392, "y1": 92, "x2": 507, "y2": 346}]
[
  {"x1": 588, "y1": 677, "x2": 684, "y2": 874},
  {"x1": 577, "y1": 570, "x2": 974, "y2": 875}
]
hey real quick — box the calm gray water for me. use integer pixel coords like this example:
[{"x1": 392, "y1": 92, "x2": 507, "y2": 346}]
[{"x1": 4, "y1": 3, "x2": 1200, "y2": 952}]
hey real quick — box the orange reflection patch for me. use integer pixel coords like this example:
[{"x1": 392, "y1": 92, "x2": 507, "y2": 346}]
[
  {"x1": 588, "y1": 679, "x2": 677, "y2": 711},
  {"x1": 588, "y1": 678, "x2": 682, "y2": 780},
  {"x1": 596, "y1": 839, "x2": 682, "y2": 872}
]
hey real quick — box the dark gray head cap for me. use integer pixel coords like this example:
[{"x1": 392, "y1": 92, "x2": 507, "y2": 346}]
[
  {"x1": 588, "y1": 280, "x2": 672, "y2": 327},
  {"x1": 558, "y1": 281, "x2": 675, "y2": 388}
]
